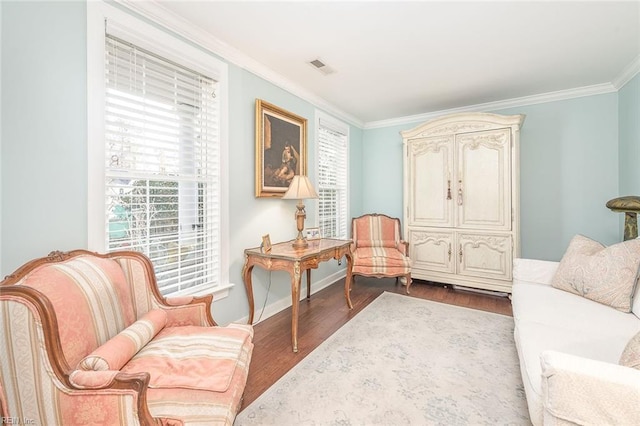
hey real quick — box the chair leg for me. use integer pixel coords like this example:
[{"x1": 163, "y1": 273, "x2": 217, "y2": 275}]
[{"x1": 405, "y1": 274, "x2": 412, "y2": 295}]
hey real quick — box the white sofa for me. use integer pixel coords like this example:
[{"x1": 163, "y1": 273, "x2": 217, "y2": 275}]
[{"x1": 512, "y1": 258, "x2": 640, "y2": 425}]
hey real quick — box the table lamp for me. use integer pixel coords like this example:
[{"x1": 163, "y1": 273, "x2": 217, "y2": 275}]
[{"x1": 282, "y1": 175, "x2": 318, "y2": 248}]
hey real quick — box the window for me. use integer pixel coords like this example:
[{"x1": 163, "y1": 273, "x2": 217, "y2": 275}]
[
  {"x1": 88, "y1": 3, "x2": 229, "y2": 297},
  {"x1": 317, "y1": 113, "x2": 349, "y2": 239}
]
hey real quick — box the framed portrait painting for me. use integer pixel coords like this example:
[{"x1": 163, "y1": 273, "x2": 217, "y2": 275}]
[{"x1": 255, "y1": 99, "x2": 307, "y2": 198}]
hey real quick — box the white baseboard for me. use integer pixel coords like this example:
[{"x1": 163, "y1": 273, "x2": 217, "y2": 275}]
[{"x1": 237, "y1": 269, "x2": 347, "y2": 325}]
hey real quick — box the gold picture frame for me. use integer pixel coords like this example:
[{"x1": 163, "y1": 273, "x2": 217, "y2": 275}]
[{"x1": 255, "y1": 99, "x2": 307, "y2": 198}]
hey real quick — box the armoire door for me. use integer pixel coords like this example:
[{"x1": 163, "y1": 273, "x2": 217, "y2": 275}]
[
  {"x1": 456, "y1": 232, "x2": 512, "y2": 280},
  {"x1": 456, "y1": 128, "x2": 511, "y2": 230},
  {"x1": 407, "y1": 135, "x2": 454, "y2": 227},
  {"x1": 408, "y1": 229, "x2": 455, "y2": 274}
]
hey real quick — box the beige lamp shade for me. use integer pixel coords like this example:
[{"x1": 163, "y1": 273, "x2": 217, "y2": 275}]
[
  {"x1": 282, "y1": 175, "x2": 318, "y2": 248},
  {"x1": 283, "y1": 175, "x2": 318, "y2": 200}
]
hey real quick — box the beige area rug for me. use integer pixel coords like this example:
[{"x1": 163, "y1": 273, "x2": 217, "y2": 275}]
[{"x1": 235, "y1": 292, "x2": 530, "y2": 426}]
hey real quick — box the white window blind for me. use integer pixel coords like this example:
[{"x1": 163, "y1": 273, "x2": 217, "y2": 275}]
[
  {"x1": 104, "y1": 34, "x2": 221, "y2": 296},
  {"x1": 318, "y1": 118, "x2": 348, "y2": 239}
]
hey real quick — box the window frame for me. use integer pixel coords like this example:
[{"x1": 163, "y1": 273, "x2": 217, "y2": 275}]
[
  {"x1": 315, "y1": 110, "x2": 350, "y2": 240},
  {"x1": 87, "y1": 1, "x2": 231, "y2": 298}
]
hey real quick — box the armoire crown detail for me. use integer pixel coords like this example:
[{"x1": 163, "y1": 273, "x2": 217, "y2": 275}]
[
  {"x1": 458, "y1": 131, "x2": 509, "y2": 149},
  {"x1": 410, "y1": 137, "x2": 450, "y2": 155},
  {"x1": 416, "y1": 122, "x2": 491, "y2": 137},
  {"x1": 402, "y1": 112, "x2": 525, "y2": 293}
]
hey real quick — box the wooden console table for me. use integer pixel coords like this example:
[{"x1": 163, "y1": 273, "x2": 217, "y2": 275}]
[{"x1": 242, "y1": 238, "x2": 353, "y2": 352}]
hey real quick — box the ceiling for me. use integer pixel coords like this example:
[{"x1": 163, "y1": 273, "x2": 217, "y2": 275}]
[{"x1": 152, "y1": 1, "x2": 639, "y2": 126}]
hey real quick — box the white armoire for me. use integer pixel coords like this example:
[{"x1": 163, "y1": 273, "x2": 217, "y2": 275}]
[{"x1": 402, "y1": 112, "x2": 525, "y2": 293}]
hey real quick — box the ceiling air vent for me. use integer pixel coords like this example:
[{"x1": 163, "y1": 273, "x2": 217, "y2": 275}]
[{"x1": 308, "y1": 58, "x2": 335, "y2": 75}]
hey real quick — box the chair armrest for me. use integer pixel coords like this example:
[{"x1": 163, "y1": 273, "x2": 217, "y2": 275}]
[
  {"x1": 397, "y1": 240, "x2": 409, "y2": 257},
  {"x1": 69, "y1": 369, "x2": 122, "y2": 389},
  {"x1": 158, "y1": 294, "x2": 216, "y2": 327},
  {"x1": 513, "y1": 258, "x2": 559, "y2": 287},
  {"x1": 66, "y1": 370, "x2": 157, "y2": 425},
  {"x1": 70, "y1": 370, "x2": 151, "y2": 390},
  {"x1": 541, "y1": 350, "x2": 640, "y2": 425}
]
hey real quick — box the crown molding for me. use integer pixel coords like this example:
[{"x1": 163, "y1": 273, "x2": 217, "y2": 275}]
[
  {"x1": 364, "y1": 83, "x2": 617, "y2": 130},
  {"x1": 113, "y1": 1, "x2": 636, "y2": 132},
  {"x1": 115, "y1": 0, "x2": 364, "y2": 128},
  {"x1": 612, "y1": 55, "x2": 640, "y2": 89}
]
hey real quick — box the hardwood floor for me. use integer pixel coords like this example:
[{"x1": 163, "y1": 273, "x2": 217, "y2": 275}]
[{"x1": 239, "y1": 277, "x2": 513, "y2": 410}]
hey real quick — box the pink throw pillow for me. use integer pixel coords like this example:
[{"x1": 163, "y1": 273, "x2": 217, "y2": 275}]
[{"x1": 78, "y1": 309, "x2": 167, "y2": 371}]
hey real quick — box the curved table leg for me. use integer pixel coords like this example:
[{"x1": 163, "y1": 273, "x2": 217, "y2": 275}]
[
  {"x1": 242, "y1": 260, "x2": 256, "y2": 324},
  {"x1": 290, "y1": 261, "x2": 302, "y2": 352},
  {"x1": 344, "y1": 252, "x2": 354, "y2": 310}
]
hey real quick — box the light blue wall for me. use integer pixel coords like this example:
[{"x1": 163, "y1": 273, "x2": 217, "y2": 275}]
[
  {"x1": 363, "y1": 93, "x2": 621, "y2": 262},
  {"x1": 619, "y1": 73, "x2": 640, "y2": 197},
  {"x1": 361, "y1": 125, "x2": 407, "y2": 219},
  {"x1": 1, "y1": 1, "x2": 88, "y2": 271},
  {"x1": 496, "y1": 95, "x2": 619, "y2": 260},
  {"x1": 0, "y1": 1, "x2": 363, "y2": 325}
]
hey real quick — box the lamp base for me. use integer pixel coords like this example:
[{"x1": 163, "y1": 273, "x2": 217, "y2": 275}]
[
  {"x1": 291, "y1": 236, "x2": 309, "y2": 249},
  {"x1": 624, "y1": 212, "x2": 638, "y2": 241},
  {"x1": 291, "y1": 200, "x2": 308, "y2": 249}
]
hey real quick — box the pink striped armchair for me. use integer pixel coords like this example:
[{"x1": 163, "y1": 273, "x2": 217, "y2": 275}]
[
  {"x1": 0, "y1": 250, "x2": 253, "y2": 426},
  {"x1": 351, "y1": 213, "x2": 413, "y2": 293}
]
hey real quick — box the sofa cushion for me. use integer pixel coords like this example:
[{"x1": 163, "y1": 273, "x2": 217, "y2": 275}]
[
  {"x1": 620, "y1": 331, "x2": 640, "y2": 370},
  {"x1": 551, "y1": 235, "x2": 640, "y2": 312},
  {"x1": 353, "y1": 247, "x2": 411, "y2": 267},
  {"x1": 79, "y1": 309, "x2": 167, "y2": 371},
  {"x1": 145, "y1": 334, "x2": 253, "y2": 426},
  {"x1": 512, "y1": 280, "x2": 640, "y2": 338},
  {"x1": 353, "y1": 247, "x2": 412, "y2": 276},
  {"x1": 121, "y1": 323, "x2": 254, "y2": 392}
]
